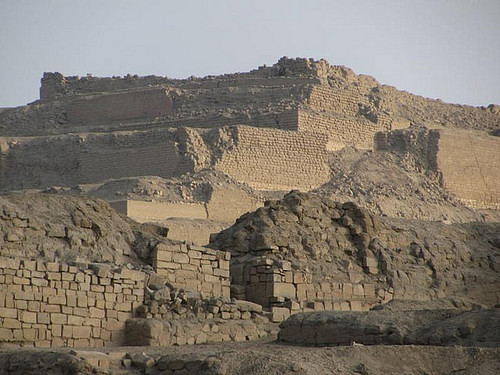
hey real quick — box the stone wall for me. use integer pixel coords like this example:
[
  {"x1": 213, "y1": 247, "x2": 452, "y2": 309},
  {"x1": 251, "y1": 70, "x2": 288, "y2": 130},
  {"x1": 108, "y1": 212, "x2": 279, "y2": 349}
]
[
  {"x1": 125, "y1": 317, "x2": 275, "y2": 347},
  {"x1": 0, "y1": 257, "x2": 145, "y2": 348},
  {"x1": 153, "y1": 243, "x2": 230, "y2": 298},
  {"x1": 215, "y1": 126, "x2": 331, "y2": 191},
  {"x1": 230, "y1": 257, "x2": 382, "y2": 322}
]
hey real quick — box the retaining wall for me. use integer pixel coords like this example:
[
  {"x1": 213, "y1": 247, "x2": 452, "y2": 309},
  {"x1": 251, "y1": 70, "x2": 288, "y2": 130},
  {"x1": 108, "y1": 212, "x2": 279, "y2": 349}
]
[
  {"x1": 66, "y1": 89, "x2": 173, "y2": 124},
  {"x1": 215, "y1": 126, "x2": 330, "y2": 191},
  {"x1": 437, "y1": 131, "x2": 500, "y2": 209},
  {"x1": 297, "y1": 109, "x2": 387, "y2": 149},
  {"x1": 374, "y1": 128, "x2": 500, "y2": 209}
]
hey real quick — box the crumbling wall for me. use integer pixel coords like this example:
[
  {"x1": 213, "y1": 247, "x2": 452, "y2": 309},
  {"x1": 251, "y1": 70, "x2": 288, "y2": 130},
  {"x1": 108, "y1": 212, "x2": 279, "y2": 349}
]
[
  {"x1": 0, "y1": 257, "x2": 145, "y2": 348},
  {"x1": 66, "y1": 89, "x2": 173, "y2": 124},
  {"x1": 152, "y1": 243, "x2": 230, "y2": 298},
  {"x1": 214, "y1": 126, "x2": 330, "y2": 191},
  {"x1": 230, "y1": 256, "x2": 380, "y2": 322},
  {"x1": 297, "y1": 109, "x2": 385, "y2": 149},
  {"x1": 0, "y1": 129, "x2": 194, "y2": 191},
  {"x1": 375, "y1": 128, "x2": 500, "y2": 209},
  {"x1": 437, "y1": 131, "x2": 500, "y2": 209}
]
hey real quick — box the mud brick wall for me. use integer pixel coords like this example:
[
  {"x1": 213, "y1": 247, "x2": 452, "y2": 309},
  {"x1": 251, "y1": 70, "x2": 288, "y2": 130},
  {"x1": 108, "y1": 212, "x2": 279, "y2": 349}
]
[
  {"x1": 215, "y1": 126, "x2": 330, "y2": 191},
  {"x1": 375, "y1": 128, "x2": 500, "y2": 209},
  {"x1": 306, "y1": 86, "x2": 362, "y2": 116},
  {"x1": 66, "y1": 89, "x2": 173, "y2": 124},
  {"x1": 0, "y1": 257, "x2": 145, "y2": 348},
  {"x1": 436, "y1": 130, "x2": 500, "y2": 209},
  {"x1": 39, "y1": 70, "x2": 319, "y2": 99},
  {"x1": 159, "y1": 110, "x2": 299, "y2": 132},
  {"x1": 297, "y1": 109, "x2": 385, "y2": 149},
  {"x1": 0, "y1": 129, "x2": 194, "y2": 190},
  {"x1": 153, "y1": 243, "x2": 230, "y2": 298},
  {"x1": 110, "y1": 201, "x2": 208, "y2": 222}
]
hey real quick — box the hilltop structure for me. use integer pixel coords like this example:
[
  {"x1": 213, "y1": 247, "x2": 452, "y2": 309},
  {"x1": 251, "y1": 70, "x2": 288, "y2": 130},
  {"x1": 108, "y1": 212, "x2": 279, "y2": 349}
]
[{"x1": 1, "y1": 57, "x2": 499, "y2": 210}]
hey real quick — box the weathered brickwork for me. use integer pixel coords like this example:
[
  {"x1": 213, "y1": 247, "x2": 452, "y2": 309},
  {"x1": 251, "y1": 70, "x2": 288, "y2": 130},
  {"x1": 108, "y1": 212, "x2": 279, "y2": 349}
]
[
  {"x1": 0, "y1": 129, "x2": 193, "y2": 191},
  {"x1": 125, "y1": 317, "x2": 276, "y2": 347},
  {"x1": 306, "y1": 85, "x2": 363, "y2": 117},
  {"x1": 66, "y1": 88, "x2": 173, "y2": 124},
  {"x1": 215, "y1": 126, "x2": 331, "y2": 191},
  {"x1": 0, "y1": 257, "x2": 145, "y2": 348},
  {"x1": 297, "y1": 109, "x2": 386, "y2": 149},
  {"x1": 437, "y1": 131, "x2": 500, "y2": 209},
  {"x1": 230, "y1": 257, "x2": 382, "y2": 322},
  {"x1": 375, "y1": 128, "x2": 500, "y2": 209},
  {"x1": 153, "y1": 243, "x2": 231, "y2": 298}
]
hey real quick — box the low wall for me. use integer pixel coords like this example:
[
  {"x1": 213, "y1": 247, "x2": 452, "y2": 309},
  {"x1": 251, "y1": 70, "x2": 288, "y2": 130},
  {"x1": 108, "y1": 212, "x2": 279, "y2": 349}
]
[
  {"x1": 153, "y1": 243, "x2": 230, "y2": 298},
  {"x1": 110, "y1": 189, "x2": 260, "y2": 224},
  {"x1": 0, "y1": 257, "x2": 145, "y2": 348},
  {"x1": 231, "y1": 257, "x2": 383, "y2": 322},
  {"x1": 110, "y1": 201, "x2": 207, "y2": 222},
  {"x1": 125, "y1": 317, "x2": 275, "y2": 347},
  {"x1": 278, "y1": 310, "x2": 499, "y2": 347}
]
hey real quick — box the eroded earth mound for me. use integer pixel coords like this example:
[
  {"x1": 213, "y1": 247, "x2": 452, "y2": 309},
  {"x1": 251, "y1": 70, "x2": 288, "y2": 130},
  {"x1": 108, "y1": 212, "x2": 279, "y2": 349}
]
[
  {"x1": 0, "y1": 193, "x2": 168, "y2": 265},
  {"x1": 210, "y1": 191, "x2": 500, "y2": 305}
]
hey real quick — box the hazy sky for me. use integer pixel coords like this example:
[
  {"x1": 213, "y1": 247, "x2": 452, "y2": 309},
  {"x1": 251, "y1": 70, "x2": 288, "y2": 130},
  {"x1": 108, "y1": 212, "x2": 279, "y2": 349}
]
[{"x1": 1, "y1": 0, "x2": 499, "y2": 107}]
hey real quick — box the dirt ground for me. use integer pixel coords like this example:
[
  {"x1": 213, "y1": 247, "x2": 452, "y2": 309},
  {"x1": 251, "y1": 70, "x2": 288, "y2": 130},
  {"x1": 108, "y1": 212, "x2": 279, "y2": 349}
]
[{"x1": 1, "y1": 340, "x2": 499, "y2": 375}]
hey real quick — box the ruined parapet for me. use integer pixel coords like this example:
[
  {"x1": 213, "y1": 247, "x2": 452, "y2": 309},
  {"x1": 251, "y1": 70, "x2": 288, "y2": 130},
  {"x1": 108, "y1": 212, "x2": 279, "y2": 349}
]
[{"x1": 209, "y1": 192, "x2": 394, "y2": 321}]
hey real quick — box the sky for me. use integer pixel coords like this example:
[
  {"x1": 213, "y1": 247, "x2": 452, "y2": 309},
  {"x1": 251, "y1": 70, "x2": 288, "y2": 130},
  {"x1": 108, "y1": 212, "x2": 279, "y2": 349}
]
[{"x1": 1, "y1": 0, "x2": 499, "y2": 107}]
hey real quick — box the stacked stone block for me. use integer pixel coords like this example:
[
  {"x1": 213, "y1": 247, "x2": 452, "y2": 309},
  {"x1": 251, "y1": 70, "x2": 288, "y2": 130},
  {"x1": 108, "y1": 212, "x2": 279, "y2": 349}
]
[
  {"x1": 231, "y1": 257, "x2": 381, "y2": 322},
  {"x1": 153, "y1": 243, "x2": 230, "y2": 298},
  {"x1": 125, "y1": 316, "x2": 276, "y2": 347},
  {"x1": 0, "y1": 257, "x2": 145, "y2": 348}
]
